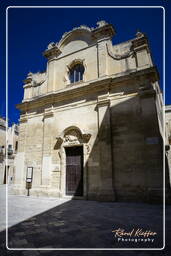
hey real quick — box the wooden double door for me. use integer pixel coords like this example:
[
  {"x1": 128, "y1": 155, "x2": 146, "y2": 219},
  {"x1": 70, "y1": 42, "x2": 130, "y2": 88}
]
[{"x1": 65, "y1": 146, "x2": 83, "y2": 196}]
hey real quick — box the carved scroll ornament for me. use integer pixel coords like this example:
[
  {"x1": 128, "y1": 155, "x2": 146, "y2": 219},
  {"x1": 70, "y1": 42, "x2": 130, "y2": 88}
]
[{"x1": 106, "y1": 42, "x2": 134, "y2": 60}]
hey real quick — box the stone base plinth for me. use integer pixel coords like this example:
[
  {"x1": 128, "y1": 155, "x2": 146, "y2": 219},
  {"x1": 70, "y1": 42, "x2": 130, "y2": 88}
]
[{"x1": 10, "y1": 185, "x2": 61, "y2": 198}]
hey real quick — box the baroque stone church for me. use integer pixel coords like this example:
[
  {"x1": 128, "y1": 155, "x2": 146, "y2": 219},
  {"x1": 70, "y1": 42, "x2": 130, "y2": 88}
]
[{"x1": 13, "y1": 21, "x2": 164, "y2": 202}]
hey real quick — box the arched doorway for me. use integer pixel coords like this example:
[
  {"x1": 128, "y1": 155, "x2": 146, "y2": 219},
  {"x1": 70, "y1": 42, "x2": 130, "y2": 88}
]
[{"x1": 55, "y1": 126, "x2": 91, "y2": 198}]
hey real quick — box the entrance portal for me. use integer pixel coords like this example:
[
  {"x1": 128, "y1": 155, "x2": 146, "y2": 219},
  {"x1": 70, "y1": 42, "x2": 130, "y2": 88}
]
[{"x1": 65, "y1": 146, "x2": 83, "y2": 196}]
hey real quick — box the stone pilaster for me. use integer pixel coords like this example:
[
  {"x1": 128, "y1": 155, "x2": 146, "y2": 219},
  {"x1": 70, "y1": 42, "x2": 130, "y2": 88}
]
[
  {"x1": 43, "y1": 44, "x2": 61, "y2": 93},
  {"x1": 41, "y1": 108, "x2": 54, "y2": 185},
  {"x1": 14, "y1": 117, "x2": 27, "y2": 185},
  {"x1": 97, "y1": 94, "x2": 115, "y2": 201},
  {"x1": 97, "y1": 40, "x2": 108, "y2": 78}
]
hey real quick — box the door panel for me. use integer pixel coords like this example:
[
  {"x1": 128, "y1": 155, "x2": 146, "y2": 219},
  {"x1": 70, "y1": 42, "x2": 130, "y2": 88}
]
[{"x1": 65, "y1": 146, "x2": 83, "y2": 196}]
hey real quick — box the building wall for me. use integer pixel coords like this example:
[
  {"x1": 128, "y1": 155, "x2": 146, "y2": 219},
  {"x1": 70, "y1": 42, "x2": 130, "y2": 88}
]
[
  {"x1": 0, "y1": 118, "x2": 6, "y2": 184},
  {"x1": 110, "y1": 83, "x2": 163, "y2": 202},
  {"x1": 0, "y1": 119, "x2": 19, "y2": 185}
]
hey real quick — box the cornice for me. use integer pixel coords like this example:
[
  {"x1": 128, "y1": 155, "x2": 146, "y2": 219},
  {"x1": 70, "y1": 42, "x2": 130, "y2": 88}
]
[
  {"x1": 165, "y1": 105, "x2": 171, "y2": 112},
  {"x1": 16, "y1": 66, "x2": 159, "y2": 112},
  {"x1": 43, "y1": 45, "x2": 62, "y2": 60}
]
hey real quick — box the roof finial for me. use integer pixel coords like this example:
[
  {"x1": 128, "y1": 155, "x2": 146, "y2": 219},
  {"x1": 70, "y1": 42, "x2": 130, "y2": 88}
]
[
  {"x1": 96, "y1": 20, "x2": 108, "y2": 28},
  {"x1": 136, "y1": 30, "x2": 144, "y2": 38}
]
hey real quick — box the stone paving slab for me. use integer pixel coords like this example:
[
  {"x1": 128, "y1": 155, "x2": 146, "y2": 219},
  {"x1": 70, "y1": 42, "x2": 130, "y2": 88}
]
[
  {"x1": 0, "y1": 185, "x2": 70, "y2": 231},
  {"x1": 0, "y1": 185, "x2": 171, "y2": 255}
]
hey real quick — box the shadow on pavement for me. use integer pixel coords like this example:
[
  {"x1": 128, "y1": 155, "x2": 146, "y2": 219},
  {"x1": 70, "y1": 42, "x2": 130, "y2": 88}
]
[{"x1": 0, "y1": 199, "x2": 164, "y2": 250}]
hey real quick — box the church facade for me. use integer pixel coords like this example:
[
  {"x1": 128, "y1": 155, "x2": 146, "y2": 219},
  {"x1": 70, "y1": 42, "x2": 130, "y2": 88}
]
[{"x1": 13, "y1": 21, "x2": 164, "y2": 202}]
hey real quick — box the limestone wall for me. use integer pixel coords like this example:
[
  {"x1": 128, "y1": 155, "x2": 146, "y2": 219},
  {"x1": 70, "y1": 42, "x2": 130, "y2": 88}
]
[
  {"x1": 110, "y1": 83, "x2": 163, "y2": 202},
  {"x1": 15, "y1": 75, "x2": 164, "y2": 202}
]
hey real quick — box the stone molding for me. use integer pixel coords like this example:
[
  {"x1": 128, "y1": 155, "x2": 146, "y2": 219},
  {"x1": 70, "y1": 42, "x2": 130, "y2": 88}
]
[
  {"x1": 19, "y1": 116, "x2": 28, "y2": 123},
  {"x1": 65, "y1": 58, "x2": 86, "y2": 86},
  {"x1": 96, "y1": 93, "x2": 110, "y2": 107},
  {"x1": 132, "y1": 32, "x2": 150, "y2": 53},
  {"x1": 43, "y1": 108, "x2": 54, "y2": 118},
  {"x1": 43, "y1": 45, "x2": 62, "y2": 60},
  {"x1": 138, "y1": 88, "x2": 156, "y2": 98}
]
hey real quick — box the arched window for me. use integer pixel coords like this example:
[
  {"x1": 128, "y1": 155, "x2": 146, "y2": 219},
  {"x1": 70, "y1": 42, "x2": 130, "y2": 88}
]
[{"x1": 69, "y1": 64, "x2": 84, "y2": 83}]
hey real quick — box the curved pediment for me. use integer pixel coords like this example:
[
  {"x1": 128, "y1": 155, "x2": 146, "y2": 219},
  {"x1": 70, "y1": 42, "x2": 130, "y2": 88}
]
[
  {"x1": 58, "y1": 27, "x2": 97, "y2": 55},
  {"x1": 43, "y1": 21, "x2": 115, "y2": 60}
]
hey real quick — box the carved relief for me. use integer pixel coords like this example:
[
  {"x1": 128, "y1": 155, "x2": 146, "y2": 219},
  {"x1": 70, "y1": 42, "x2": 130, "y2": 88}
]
[
  {"x1": 82, "y1": 133, "x2": 91, "y2": 143},
  {"x1": 64, "y1": 129, "x2": 82, "y2": 145},
  {"x1": 86, "y1": 144, "x2": 90, "y2": 154},
  {"x1": 55, "y1": 137, "x2": 63, "y2": 149},
  {"x1": 106, "y1": 42, "x2": 134, "y2": 60},
  {"x1": 64, "y1": 135, "x2": 79, "y2": 144},
  {"x1": 55, "y1": 127, "x2": 92, "y2": 149}
]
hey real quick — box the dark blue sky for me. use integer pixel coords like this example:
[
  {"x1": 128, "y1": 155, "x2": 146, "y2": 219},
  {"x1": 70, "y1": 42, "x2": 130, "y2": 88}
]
[{"x1": 0, "y1": 0, "x2": 170, "y2": 125}]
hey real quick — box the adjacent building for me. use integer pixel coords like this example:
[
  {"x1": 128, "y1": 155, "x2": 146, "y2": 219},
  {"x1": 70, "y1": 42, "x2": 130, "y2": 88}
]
[
  {"x1": 0, "y1": 117, "x2": 19, "y2": 184},
  {"x1": 0, "y1": 117, "x2": 6, "y2": 184},
  {"x1": 13, "y1": 21, "x2": 168, "y2": 202}
]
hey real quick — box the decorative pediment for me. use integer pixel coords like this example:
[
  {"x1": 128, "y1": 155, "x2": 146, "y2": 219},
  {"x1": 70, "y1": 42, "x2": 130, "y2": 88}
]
[
  {"x1": 58, "y1": 30, "x2": 95, "y2": 55},
  {"x1": 43, "y1": 21, "x2": 115, "y2": 57},
  {"x1": 65, "y1": 129, "x2": 81, "y2": 142},
  {"x1": 58, "y1": 26, "x2": 94, "y2": 51},
  {"x1": 55, "y1": 126, "x2": 91, "y2": 149}
]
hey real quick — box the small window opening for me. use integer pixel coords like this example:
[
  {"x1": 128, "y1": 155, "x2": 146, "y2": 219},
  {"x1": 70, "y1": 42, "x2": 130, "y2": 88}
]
[{"x1": 69, "y1": 64, "x2": 84, "y2": 83}]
